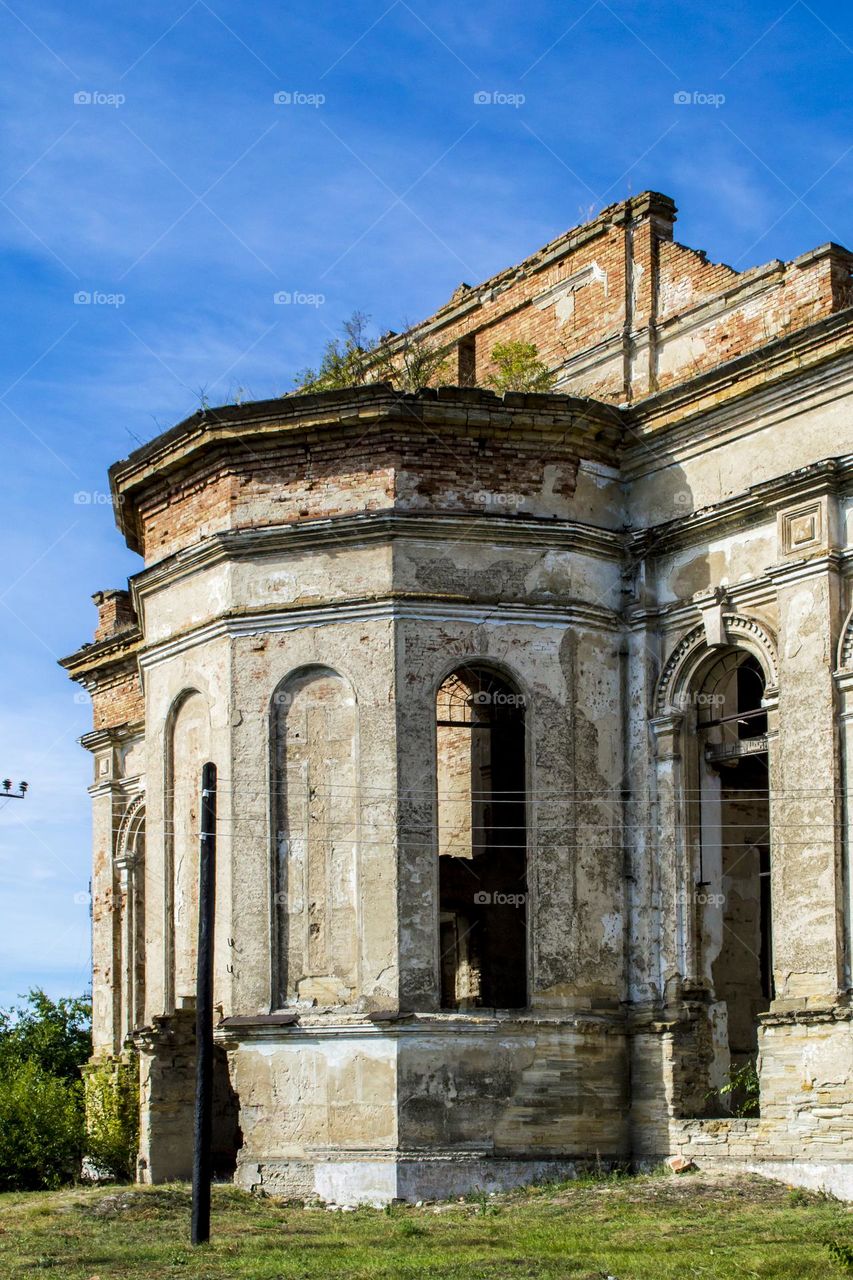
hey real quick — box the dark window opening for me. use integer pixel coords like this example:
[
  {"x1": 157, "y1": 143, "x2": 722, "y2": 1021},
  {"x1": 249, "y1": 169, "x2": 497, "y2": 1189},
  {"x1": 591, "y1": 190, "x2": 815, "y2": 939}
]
[
  {"x1": 698, "y1": 650, "x2": 773, "y2": 1096},
  {"x1": 457, "y1": 335, "x2": 476, "y2": 386},
  {"x1": 436, "y1": 666, "x2": 527, "y2": 1009}
]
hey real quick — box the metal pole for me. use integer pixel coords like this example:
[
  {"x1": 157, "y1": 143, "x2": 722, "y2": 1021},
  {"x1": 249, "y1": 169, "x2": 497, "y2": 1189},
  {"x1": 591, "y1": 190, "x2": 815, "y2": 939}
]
[{"x1": 191, "y1": 761, "x2": 217, "y2": 1246}]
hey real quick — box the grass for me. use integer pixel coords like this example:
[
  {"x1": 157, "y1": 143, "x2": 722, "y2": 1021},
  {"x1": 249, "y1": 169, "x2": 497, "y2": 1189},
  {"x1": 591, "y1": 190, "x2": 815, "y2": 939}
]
[{"x1": 0, "y1": 1170, "x2": 851, "y2": 1279}]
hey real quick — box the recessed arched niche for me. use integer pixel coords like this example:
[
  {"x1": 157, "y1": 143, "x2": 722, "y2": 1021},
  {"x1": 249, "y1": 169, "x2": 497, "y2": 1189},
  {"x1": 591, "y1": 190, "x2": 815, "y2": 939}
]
[
  {"x1": 166, "y1": 689, "x2": 211, "y2": 1010},
  {"x1": 271, "y1": 666, "x2": 359, "y2": 1009}
]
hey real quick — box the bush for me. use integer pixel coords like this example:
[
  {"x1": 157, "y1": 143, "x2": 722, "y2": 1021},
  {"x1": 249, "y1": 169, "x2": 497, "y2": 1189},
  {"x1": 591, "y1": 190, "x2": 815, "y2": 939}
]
[
  {"x1": 485, "y1": 341, "x2": 553, "y2": 393},
  {"x1": 0, "y1": 989, "x2": 91, "y2": 1190},
  {"x1": 0, "y1": 1060, "x2": 85, "y2": 1191},
  {"x1": 84, "y1": 1055, "x2": 139, "y2": 1180}
]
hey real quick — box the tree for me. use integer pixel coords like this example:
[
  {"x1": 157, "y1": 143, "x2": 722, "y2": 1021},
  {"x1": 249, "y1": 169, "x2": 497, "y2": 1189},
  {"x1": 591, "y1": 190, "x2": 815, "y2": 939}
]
[
  {"x1": 0, "y1": 990, "x2": 92, "y2": 1190},
  {"x1": 294, "y1": 311, "x2": 379, "y2": 392},
  {"x1": 485, "y1": 341, "x2": 553, "y2": 393},
  {"x1": 375, "y1": 324, "x2": 453, "y2": 392},
  {"x1": 0, "y1": 989, "x2": 91, "y2": 1083},
  {"x1": 294, "y1": 312, "x2": 452, "y2": 394}
]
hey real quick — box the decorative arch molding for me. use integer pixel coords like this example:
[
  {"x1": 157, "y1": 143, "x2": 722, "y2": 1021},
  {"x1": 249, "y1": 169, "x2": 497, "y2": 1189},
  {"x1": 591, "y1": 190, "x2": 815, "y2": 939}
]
[
  {"x1": 269, "y1": 662, "x2": 359, "y2": 712},
  {"x1": 654, "y1": 613, "x2": 780, "y2": 717},
  {"x1": 431, "y1": 654, "x2": 531, "y2": 710},
  {"x1": 115, "y1": 793, "x2": 145, "y2": 865},
  {"x1": 836, "y1": 602, "x2": 853, "y2": 671}
]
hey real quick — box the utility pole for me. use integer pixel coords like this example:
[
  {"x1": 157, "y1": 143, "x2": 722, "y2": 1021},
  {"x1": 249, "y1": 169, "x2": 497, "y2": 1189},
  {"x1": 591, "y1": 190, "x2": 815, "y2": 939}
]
[{"x1": 191, "y1": 762, "x2": 217, "y2": 1247}]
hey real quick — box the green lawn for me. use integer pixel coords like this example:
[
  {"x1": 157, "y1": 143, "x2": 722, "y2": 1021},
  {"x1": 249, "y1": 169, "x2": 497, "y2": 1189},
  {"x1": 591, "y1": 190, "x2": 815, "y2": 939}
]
[{"x1": 1, "y1": 1170, "x2": 851, "y2": 1279}]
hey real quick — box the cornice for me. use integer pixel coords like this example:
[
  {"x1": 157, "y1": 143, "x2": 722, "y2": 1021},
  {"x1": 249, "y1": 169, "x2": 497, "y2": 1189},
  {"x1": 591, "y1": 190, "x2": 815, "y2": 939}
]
[
  {"x1": 626, "y1": 579, "x2": 778, "y2": 634},
  {"x1": 765, "y1": 551, "x2": 844, "y2": 587},
  {"x1": 137, "y1": 594, "x2": 621, "y2": 670},
  {"x1": 628, "y1": 457, "x2": 853, "y2": 559},
  {"x1": 80, "y1": 721, "x2": 145, "y2": 752},
  {"x1": 60, "y1": 630, "x2": 142, "y2": 681},
  {"x1": 130, "y1": 510, "x2": 626, "y2": 602},
  {"x1": 108, "y1": 385, "x2": 625, "y2": 554},
  {"x1": 623, "y1": 309, "x2": 853, "y2": 474}
]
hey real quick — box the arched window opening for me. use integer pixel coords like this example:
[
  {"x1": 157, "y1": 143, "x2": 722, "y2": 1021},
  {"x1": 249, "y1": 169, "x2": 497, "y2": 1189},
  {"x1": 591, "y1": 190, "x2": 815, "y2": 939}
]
[
  {"x1": 696, "y1": 651, "x2": 772, "y2": 1106},
  {"x1": 436, "y1": 666, "x2": 527, "y2": 1010}
]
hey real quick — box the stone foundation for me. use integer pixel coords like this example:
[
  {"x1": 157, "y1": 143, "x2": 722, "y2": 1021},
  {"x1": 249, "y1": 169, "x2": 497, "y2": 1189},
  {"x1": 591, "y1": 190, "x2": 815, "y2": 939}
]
[{"x1": 223, "y1": 1014, "x2": 628, "y2": 1204}]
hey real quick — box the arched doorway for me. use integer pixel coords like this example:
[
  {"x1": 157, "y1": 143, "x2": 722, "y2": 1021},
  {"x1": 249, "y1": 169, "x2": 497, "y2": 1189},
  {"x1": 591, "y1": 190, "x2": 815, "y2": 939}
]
[{"x1": 435, "y1": 665, "x2": 527, "y2": 1009}]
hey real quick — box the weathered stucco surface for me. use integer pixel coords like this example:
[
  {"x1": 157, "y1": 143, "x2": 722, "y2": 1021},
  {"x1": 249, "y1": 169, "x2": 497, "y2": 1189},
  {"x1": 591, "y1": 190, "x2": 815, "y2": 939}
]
[{"x1": 62, "y1": 191, "x2": 853, "y2": 1201}]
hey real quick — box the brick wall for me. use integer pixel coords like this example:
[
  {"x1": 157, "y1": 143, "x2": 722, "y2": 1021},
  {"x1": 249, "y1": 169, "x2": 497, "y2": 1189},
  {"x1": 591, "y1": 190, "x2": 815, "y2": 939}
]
[{"x1": 398, "y1": 192, "x2": 853, "y2": 402}]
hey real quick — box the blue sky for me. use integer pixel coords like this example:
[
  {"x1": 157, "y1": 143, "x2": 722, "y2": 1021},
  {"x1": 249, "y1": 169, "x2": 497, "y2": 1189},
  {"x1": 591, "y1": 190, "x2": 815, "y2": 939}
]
[{"x1": 1, "y1": 0, "x2": 851, "y2": 1007}]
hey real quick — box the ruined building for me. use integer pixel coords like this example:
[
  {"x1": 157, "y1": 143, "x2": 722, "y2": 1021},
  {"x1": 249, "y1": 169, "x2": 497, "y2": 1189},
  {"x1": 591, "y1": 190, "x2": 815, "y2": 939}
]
[{"x1": 62, "y1": 192, "x2": 853, "y2": 1201}]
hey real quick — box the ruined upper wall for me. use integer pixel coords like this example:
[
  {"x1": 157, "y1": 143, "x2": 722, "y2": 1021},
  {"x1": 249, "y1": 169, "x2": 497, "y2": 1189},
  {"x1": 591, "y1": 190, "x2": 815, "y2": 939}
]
[
  {"x1": 107, "y1": 385, "x2": 623, "y2": 563},
  {"x1": 401, "y1": 191, "x2": 853, "y2": 402}
]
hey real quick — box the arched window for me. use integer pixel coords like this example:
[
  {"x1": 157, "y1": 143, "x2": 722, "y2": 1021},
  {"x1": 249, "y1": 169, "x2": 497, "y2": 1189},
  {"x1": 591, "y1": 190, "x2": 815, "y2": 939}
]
[
  {"x1": 695, "y1": 650, "x2": 772, "y2": 1092},
  {"x1": 436, "y1": 665, "x2": 527, "y2": 1009}
]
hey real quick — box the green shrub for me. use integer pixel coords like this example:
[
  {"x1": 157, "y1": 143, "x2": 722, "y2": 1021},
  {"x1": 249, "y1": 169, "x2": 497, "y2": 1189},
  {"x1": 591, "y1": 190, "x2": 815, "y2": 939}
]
[
  {"x1": 718, "y1": 1060, "x2": 760, "y2": 1116},
  {"x1": 84, "y1": 1055, "x2": 139, "y2": 1181},
  {"x1": 485, "y1": 341, "x2": 553, "y2": 393},
  {"x1": 0, "y1": 1060, "x2": 85, "y2": 1191}
]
